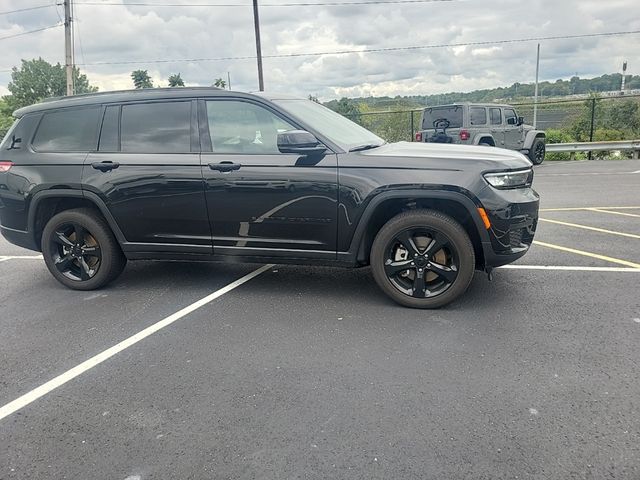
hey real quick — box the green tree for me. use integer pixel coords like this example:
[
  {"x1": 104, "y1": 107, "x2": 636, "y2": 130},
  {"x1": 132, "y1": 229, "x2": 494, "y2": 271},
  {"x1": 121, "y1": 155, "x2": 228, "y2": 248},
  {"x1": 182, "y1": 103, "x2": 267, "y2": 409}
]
[
  {"x1": 131, "y1": 70, "x2": 153, "y2": 89},
  {"x1": 168, "y1": 73, "x2": 185, "y2": 87},
  {"x1": 213, "y1": 78, "x2": 227, "y2": 89},
  {"x1": 0, "y1": 98, "x2": 15, "y2": 142},
  {"x1": 3, "y1": 58, "x2": 97, "y2": 112}
]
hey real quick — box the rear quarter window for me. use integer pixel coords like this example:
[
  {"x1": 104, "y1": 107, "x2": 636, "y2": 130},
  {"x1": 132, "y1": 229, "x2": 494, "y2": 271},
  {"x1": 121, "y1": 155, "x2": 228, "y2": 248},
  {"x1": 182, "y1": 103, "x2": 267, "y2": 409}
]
[{"x1": 32, "y1": 106, "x2": 101, "y2": 152}]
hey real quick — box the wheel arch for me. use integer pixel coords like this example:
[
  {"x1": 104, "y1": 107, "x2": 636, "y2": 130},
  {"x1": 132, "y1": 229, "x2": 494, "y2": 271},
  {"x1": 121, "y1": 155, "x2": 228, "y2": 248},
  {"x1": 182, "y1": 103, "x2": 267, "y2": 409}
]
[
  {"x1": 474, "y1": 135, "x2": 496, "y2": 146},
  {"x1": 28, "y1": 190, "x2": 126, "y2": 250},
  {"x1": 349, "y1": 190, "x2": 490, "y2": 269}
]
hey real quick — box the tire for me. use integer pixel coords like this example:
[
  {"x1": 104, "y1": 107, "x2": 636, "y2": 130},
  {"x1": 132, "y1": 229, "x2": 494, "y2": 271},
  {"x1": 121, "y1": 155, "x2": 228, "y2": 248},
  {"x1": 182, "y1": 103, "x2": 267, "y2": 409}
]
[
  {"x1": 528, "y1": 138, "x2": 545, "y2": 165},
  {"x1": 370, "y1": 209, "x2": 475, "y2": 309},
  {"x1": 41, "y1": 208, "x2": 126, "y2": 290}
]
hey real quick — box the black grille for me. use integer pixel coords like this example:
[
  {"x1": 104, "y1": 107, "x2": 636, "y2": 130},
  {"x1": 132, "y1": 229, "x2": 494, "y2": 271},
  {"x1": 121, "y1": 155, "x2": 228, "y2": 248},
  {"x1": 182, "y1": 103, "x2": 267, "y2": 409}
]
[{"x1": 509, "y1": 228, "x2": 524, "y2": 248}]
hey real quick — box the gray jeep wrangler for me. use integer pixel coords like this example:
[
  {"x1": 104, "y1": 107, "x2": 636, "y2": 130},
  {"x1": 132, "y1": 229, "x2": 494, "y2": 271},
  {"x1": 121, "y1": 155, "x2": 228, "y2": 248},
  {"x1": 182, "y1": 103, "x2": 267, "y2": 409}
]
[{"x1": 416, "y1": 103, "x2": 546, "y2": 164}]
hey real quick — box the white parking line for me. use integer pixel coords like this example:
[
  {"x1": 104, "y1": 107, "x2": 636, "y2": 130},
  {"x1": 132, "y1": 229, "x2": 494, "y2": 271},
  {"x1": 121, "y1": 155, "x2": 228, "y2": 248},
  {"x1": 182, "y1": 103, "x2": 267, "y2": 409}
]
[
  {"x1": 499, "y1": 265, "x2": 640, "y2": 272},
  {"x1": 0, "y1": 264, "x2": 274, "y2": 422},
  {"x1": 0, "y1": 255, "x2": 43, "y2": 262}
]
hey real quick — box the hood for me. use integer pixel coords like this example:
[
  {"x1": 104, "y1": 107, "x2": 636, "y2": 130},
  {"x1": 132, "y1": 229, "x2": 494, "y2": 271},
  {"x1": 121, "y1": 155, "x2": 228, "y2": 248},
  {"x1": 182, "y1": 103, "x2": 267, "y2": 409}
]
[{"x1": 355, "y1": 141, "x2": 532, "y2": 171}]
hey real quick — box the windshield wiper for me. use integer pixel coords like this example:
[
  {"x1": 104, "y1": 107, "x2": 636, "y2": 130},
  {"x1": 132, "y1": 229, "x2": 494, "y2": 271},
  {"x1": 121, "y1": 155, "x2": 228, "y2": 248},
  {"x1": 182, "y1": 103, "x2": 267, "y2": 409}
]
[{"x1": 349, "y1": 143, "x2": 383, "y2": 152}]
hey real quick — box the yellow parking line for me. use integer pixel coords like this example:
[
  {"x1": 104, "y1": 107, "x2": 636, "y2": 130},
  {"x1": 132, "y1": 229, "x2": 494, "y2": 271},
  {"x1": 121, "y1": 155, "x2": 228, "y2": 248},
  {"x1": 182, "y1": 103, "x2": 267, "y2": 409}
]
[
  {"x1": 539, "y1": 218, "x2": 640, "y2": 239},
  {"x1": 540, "y1": 206, "x2": 640, "y2": 212},
  {"x1": 588, "y1": 208, "x2": 640, "y2": 218},
  {"x1": 533, "y1": 240, "x2": 640, "y2": 269}
]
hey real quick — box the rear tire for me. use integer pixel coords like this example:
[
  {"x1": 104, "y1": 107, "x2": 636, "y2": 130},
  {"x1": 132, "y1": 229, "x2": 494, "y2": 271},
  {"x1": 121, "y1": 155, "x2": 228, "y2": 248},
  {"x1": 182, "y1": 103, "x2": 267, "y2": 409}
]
[
  {"x1": 370, "y1": 209, "x2": 475, "y2": 309},
  {"x1": 529, "y1": 138, "x2": 545, "y2": 165},
  {"x1": 41, "y1": 208, "x2": 126, "y2": 290}
]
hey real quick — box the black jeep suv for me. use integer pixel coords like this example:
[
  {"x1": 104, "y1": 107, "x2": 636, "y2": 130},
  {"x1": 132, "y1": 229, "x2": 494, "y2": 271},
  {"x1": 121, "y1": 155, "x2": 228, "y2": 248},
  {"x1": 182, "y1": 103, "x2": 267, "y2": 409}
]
[{"x1": 0, "y1": 88, "x2": 539, "y2": 308}]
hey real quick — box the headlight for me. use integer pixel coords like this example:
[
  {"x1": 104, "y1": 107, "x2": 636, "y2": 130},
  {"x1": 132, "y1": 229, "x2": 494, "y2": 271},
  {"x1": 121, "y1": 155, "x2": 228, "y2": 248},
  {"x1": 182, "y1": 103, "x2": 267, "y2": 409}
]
[{"x1": 483, "y1": 169, "x2": 533, "y2": 189}]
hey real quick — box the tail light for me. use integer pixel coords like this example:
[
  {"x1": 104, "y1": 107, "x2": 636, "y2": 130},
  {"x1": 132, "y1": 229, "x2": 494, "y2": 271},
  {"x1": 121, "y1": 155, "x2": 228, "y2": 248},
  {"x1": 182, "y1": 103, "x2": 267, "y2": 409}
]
[
  {"x1": 415, "y1": 132, "x2": 422, "y2": 142},
  {"x1": 459, "y1": 130, "x2": 470, "y2": 141},
  {"x1": 0, "y1": 161, "x2": 14, "y2": 173}
]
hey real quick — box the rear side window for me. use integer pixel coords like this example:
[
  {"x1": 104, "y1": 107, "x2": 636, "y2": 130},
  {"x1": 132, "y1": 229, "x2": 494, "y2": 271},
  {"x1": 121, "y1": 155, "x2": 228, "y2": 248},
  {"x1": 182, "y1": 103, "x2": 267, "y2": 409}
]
[
  {"x1": 469, "y1": 107, "x2": 487, "y2": 126},
  {"x1": 32, "y1": 107, "x2": 100, "y2": 152},
  {"x1": 489, "y1": 108, "x2": 502, "y2": 125},
  {"x1": 120, "y1": 102, "x2": 191, "y2": 153},
  {"x1": 422, "y1": 106, "x2": 463, "y2": 129}
]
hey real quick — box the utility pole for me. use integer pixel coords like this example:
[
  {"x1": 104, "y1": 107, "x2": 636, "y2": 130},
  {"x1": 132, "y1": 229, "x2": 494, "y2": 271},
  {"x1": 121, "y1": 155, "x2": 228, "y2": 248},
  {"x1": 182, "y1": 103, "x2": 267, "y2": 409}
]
[
  {"x1": 63, "y1": 0, "x2": 74, "y2": 96},
  {"x1": 252, "y1": 0, "x2": 264, "y2": 91},
  {"x1": 227, "y1": 71, "x2": 232, "y2": 90},
  {"x1": 533, "y1": 43, "x2": 540, "y2": 129},
  {"x1": 621, "y1": 61, "x2": 627, "y2": 93}
]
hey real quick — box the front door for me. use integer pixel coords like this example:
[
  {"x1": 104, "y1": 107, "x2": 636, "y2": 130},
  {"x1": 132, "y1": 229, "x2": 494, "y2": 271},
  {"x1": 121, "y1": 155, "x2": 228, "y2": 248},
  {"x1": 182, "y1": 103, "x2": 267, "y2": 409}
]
[
  {"x1": 503, "y1": 107, "x2": 524, "y2": 150},
  {"x1": 83, "y1": 100, "x2": 211, "y2": 254},
  {"x1": 200, "y1": 98, "x2": 338, "y2": 257}
]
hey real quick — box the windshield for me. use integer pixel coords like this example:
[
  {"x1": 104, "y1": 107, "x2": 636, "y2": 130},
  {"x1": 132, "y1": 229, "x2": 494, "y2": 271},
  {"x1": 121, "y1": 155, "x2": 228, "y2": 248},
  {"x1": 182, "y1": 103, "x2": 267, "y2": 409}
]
[
  {"x1": 273, "y1": 99, "x2": 384, "y2": 151},
  {"x1": 422, "y1": 106, "x2": 463, "y2": 129}
]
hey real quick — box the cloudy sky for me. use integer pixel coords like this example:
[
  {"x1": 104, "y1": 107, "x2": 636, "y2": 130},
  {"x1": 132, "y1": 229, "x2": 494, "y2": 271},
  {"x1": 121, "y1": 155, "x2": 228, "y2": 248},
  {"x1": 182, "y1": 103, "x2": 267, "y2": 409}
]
[{"x1": 1, "y1": 0, "x2": 639, "y2": 100}]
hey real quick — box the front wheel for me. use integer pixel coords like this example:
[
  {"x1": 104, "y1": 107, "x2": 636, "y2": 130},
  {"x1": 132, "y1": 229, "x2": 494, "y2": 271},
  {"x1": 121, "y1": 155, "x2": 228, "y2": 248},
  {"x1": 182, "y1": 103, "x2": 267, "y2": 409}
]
[
  {"x1": 529, "y1": 138, "x2": 545, "y2": 165},
  {"x1": 370, "y1": 210, "x2": 475, "y2": 309},
  {"x1": 41, "y1": 208, "x2": 126, "y2": 290}
]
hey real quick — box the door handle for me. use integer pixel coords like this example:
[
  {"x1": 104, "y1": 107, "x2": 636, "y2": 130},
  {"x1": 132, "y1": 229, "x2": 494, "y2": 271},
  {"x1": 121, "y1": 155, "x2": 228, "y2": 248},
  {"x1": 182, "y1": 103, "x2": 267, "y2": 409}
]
[
  {"x1": 208, "y1": 161, "x2": 241, "y2": 172},
  {"x1": 91, "y1": 161, "x2": 119, "y2": 172}
]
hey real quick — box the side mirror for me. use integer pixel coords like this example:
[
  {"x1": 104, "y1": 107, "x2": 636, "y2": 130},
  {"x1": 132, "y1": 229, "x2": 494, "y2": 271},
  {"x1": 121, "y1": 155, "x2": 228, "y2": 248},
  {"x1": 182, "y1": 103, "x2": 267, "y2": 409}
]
[
  {"x1": 507, "y1": 117, "x2": 517, "y2": 126},
  {"x1": 278, "y1": 130, "x2": 327, "y2": 155},
  {"x1": 517, "y1": 116, "x2": 524, "y2": 126}
]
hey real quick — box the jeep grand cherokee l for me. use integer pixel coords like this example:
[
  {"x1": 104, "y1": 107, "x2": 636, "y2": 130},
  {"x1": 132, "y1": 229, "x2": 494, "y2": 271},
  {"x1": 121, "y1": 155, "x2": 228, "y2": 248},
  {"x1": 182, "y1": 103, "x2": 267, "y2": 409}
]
[{"x1": 0, "y1": 88, "x2": 539, "y2": 308}]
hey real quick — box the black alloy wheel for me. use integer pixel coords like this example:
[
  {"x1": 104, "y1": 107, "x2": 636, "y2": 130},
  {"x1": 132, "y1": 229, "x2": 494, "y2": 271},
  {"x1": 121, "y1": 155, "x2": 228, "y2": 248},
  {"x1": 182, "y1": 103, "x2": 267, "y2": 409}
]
[
  {"x1": 42, "y1": 208, "x2": 126, "y2": 290},
  {"x1": 49, "y1": 222, "x2": 102, "y2": 281},
  {"x1": 383, "y1": 227, "x2": 459, "y2": 299},
  {"x1": 371, "y1": 210, "x2": 475, "y2": 309},
  {"x1": 530, "y1": 139, "x2": 545, "y2": 165}
]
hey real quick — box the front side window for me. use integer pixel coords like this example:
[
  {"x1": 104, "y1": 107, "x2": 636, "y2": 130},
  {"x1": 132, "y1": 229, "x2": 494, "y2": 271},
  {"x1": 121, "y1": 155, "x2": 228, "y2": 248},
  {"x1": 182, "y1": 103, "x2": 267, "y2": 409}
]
[
  {"x1": 469, "y1": 107, "x2": 487, "y2": 126},
  {"x1": 32, "y1": 106, "x2": 100, "y2": 152},
  {"x1": 490, "y1": 108, "x2": 502, "y2": 125},
  {"x1": 206, "y1": 100, "x2": 295, "y2": 154},
  {"x1": 121, "y1": 102, "x2": 191, "y2": 153},
  {"x1": 504, "y1": 109, "x2": 518, "y2": 126}
]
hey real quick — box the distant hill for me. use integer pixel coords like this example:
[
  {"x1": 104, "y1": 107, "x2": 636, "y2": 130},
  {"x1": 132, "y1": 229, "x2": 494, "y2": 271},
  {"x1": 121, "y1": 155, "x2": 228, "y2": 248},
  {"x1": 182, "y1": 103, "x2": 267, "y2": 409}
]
[{"x1": 324, "y1": 73, "x2": 640, "y2": 111}]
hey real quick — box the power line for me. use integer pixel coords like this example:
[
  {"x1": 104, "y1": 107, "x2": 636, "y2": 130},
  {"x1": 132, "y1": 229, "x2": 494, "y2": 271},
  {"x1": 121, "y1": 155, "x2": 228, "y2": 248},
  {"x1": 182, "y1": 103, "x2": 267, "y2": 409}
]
[
  {"x1": 0, "y1": 23, "x2": 62, "y2": 41},
  {"x1": 75, "y1": 0, "x2": 460, "y2": 7},
  {"x1": 74, "y1": 29, "x2": 640, "y2": 66},
  {"x1": 0, "y1": 4, "x2": 57, "y2": 16}
]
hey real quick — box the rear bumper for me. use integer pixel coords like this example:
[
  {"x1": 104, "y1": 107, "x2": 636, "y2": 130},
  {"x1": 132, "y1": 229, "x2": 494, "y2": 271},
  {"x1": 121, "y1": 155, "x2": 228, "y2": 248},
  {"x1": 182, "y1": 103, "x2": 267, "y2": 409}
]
[{"x1": 0, "y1": 225, "x2": 39, "y2": 251}]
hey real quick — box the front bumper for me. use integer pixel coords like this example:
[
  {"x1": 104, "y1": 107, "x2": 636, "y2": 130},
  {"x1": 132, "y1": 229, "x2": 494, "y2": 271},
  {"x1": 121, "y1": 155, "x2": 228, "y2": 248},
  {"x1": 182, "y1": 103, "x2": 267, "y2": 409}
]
[{"x1": 478, "y1": 184, "x2": 539, "y2": 268}]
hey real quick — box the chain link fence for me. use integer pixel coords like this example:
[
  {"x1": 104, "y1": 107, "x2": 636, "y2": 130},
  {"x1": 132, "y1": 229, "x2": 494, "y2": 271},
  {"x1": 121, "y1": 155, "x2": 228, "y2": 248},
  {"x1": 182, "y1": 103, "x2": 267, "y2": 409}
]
[{"x1": 344, "y1": 94, "x2": 640, "y2": 158}]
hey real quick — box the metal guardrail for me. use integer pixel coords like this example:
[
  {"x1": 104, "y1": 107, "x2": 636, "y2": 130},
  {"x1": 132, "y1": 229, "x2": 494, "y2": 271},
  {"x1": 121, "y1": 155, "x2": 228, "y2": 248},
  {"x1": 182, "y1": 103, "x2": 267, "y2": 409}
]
[{"x1": 546, "y1": 140, "x2": 640, "y2": 159}]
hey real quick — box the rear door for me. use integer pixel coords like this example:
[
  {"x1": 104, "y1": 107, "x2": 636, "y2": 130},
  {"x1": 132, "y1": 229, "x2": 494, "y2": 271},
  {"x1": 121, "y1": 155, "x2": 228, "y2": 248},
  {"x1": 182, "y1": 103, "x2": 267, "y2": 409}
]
[
  {"x1": 83, "y1": 100, "x2": 211, "y2": 255},
  {"x1": 489, "y1": 107, "x2": 504, "y2": 146},
  {"x1": 200, "y1": 98, "x2": 338, "y2": 257}
]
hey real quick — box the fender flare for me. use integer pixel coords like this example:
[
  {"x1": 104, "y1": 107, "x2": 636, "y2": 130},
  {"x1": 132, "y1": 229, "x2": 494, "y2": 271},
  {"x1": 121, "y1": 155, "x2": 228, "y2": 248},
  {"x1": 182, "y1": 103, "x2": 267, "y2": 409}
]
[
  {"x1": 523, "y1": 130, "x2": 545, "y2": 150},
  {"x1": 28, "y1": 189, "x2": 127, "y2": 245},
  {"x1": 346, "y1": 189, "x2": 491, "y2": 260}
]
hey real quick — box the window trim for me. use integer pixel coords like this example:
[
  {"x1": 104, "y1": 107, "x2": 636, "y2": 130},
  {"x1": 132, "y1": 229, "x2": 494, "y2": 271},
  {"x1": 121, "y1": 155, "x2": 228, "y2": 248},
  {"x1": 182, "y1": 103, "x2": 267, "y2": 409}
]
[
  {"x1": 200, "y1": 97, "x2": 306, "y2": 156},
  {"x1": 30, "y1": 105, "x2": 102, "y2": 153}
]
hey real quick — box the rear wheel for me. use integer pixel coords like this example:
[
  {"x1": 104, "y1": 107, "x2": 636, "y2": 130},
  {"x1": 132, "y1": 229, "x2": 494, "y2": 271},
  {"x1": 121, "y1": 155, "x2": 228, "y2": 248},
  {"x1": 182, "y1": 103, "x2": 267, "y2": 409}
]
[
  {"x1": 41, "y1": 208, "x2": 126, "y2": 290},
  {"x1": 370, "y1": 210, "x2": 475, "y2": 309},
  {"x1": 529, "y1": 138, "x2": 545, "y2": 165}
]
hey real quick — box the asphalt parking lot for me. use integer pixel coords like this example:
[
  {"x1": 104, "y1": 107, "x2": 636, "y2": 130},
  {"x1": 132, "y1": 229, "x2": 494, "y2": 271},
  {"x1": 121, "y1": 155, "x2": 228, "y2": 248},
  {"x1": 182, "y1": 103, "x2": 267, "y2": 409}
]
[{"x1": 1, "y1": 159, "x2": 639, "y2": 480}]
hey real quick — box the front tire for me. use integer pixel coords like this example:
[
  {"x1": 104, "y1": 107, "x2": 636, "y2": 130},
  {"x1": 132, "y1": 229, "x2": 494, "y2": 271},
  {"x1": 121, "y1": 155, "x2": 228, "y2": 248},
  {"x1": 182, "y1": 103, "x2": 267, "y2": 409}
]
[
  {"x1": 41, "y1": 208, "x2": 126, "y2": 290},
  {"x1": 529, "y1": 138, "x2": 545, "y2": 165},
  {"x1": 370, "y1": 210, "x2": 475, "y2": 309}
]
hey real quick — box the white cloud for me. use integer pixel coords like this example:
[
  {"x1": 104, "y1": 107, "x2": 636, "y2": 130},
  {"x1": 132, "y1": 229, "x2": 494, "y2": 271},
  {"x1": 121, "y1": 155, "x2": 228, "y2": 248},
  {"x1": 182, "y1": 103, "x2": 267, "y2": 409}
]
[{"x1": 0, "y1": 0, "x2": 638, "y2": 101}]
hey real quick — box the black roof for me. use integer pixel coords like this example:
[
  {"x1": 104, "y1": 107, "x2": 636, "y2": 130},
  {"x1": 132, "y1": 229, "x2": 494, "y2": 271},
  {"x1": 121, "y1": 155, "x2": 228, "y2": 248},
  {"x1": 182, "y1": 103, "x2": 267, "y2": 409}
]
[{"x1": 13, "y1": 87, "x2": 264, "y2": 117}]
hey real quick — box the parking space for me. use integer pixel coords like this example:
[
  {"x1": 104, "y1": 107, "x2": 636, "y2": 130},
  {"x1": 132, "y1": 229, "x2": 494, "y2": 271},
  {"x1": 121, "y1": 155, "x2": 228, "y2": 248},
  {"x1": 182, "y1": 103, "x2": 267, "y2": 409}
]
[{"x1": 1, "y1": 159, "x2": 640, "y2": 479}]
